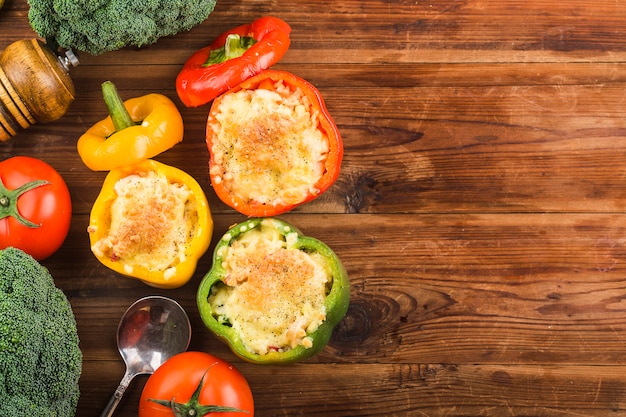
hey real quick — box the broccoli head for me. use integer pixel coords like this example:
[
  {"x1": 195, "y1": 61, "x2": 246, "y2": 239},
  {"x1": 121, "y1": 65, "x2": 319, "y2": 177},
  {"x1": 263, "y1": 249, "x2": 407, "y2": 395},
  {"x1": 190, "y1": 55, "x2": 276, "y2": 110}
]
[
  {"x1": 0, "y1": 247, "x2": 82, "y2": 417},
  {"x1": 27, "y1": 0, "x2": 218, "y2": 55}
]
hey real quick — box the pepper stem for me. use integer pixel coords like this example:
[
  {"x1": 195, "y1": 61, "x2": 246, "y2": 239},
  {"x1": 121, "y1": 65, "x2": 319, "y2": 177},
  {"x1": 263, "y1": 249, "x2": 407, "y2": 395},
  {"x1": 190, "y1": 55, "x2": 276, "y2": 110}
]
[
  {"x1": 0, "y1": 177, "x2": 49, "y2": 228},
  {"x1": 204, "y1": 34, "x2": 257, "y2": 66},
  {"x1": 101, "y1": 80, "x2": 135, "y2": 132},
  {"x1": 148, "y1": 368, "x2": 249, "y2": 417}
]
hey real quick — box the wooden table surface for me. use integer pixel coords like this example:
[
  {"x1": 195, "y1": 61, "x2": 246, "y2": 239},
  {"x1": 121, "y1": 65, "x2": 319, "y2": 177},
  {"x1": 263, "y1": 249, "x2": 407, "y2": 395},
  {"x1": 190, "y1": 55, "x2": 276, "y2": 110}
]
[{"x1": 3, "y1": 0, "x2": 626, "y2": 415}]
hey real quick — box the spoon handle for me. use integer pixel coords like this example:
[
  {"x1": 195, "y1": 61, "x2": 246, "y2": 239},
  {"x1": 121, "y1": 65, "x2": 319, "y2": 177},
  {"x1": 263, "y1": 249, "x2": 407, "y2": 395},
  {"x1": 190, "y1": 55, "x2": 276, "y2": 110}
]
[{"x1": 99, "y1": 372, "x2": 134, "y2": 417}]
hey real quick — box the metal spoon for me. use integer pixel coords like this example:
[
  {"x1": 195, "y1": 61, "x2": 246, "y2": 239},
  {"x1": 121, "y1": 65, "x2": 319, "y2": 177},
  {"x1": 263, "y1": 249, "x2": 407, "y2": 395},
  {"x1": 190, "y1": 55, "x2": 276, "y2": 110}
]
[{"x1": 100, "y1": 295, "x2": 192, "y2": 417}]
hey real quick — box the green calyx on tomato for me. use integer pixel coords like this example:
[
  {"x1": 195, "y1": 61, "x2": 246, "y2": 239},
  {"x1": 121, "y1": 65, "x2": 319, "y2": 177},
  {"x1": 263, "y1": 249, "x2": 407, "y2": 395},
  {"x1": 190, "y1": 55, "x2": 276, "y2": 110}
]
[
  {"x1": 0, "y1": 156, "x2": 72, "y2": 260},
  {"x1": 139, "y1": 351, "x2": 254, "y2": 417},
  {"x1": 197, "y1": 218, "x2": 350, "y2": 364},
  {"x1": 148, "y1": 367, "x2": 249, "y2": 416},
  {"x1": 0, "y1": 178, "x2": 49, "y2": 228}
]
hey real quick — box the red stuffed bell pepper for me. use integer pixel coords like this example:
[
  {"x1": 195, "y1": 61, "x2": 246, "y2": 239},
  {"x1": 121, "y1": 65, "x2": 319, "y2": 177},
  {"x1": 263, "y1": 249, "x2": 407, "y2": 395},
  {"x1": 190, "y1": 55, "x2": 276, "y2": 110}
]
[
  {"x1": 176, "y1": 16, "x2": 291, "y2": 107},
  {"x1": 206, "y1": 69, "x2": 343, "y2": 217}
]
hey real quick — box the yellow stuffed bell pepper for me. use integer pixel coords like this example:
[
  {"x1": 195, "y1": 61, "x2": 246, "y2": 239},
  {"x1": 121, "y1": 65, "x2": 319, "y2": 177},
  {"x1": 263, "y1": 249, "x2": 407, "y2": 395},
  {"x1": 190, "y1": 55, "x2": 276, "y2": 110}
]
[
  {"x1": 87, "y1": 159, "x2": 213, "y2": 288},
  {"x1": 77, "y1": 81, "x2": 184, "y2": 171}
]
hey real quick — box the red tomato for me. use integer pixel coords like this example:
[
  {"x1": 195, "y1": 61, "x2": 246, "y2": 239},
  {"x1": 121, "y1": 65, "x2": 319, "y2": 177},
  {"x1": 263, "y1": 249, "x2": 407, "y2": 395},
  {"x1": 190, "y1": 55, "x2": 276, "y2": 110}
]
[
  {"x1": 0, "y1": 156, "x2": 72, "y2": 260},
  {"x1": 139, "y1": 351, "x2": 254, "y2": 417}
]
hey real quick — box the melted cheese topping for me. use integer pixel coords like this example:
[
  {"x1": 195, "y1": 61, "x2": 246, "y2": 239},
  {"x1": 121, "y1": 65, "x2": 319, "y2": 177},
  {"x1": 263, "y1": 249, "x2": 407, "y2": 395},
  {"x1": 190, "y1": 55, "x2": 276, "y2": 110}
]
[
  {"x1": 208, "y1": 80, "x2": 330, "y2": 207},
  {"x1": 90, "y1": 170, "x2": 197, "y2": 276},
  {"x1": 209, "y1": 221, "x2": 331, "y2": 355}
]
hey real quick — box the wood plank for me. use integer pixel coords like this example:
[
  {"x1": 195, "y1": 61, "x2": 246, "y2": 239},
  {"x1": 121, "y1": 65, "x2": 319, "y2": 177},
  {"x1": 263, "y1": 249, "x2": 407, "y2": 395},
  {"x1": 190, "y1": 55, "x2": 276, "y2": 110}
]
[
  {"x1": 79, "y1": 362, "x2": 626, "y2": 416},
  {"x1": 9, "y1": 77, "x2": 626, "y2": 215},
  {"x1": 54, "y1": 213, "x2": 626, "y2": 366},
  {"x1": 3, "y1": 0, "x2": 626, "y2": 415}
]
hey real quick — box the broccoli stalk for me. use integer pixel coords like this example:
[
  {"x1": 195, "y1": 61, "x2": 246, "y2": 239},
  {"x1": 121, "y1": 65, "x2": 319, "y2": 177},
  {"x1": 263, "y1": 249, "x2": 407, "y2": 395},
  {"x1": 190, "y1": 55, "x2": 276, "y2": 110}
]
[
  {"x1": 27, "y1": 0, "x2": 218, "y2": 55},
  {"x1": 0, "y1": 247, "x2": 82, "y2": 417}
]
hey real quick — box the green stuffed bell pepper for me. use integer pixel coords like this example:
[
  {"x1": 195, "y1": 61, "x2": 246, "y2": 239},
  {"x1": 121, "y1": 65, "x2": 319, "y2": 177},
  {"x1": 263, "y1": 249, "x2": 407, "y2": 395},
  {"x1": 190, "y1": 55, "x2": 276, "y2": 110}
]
[{"x1": 197, "y1": 217, "x2": 350, "y2": 364}]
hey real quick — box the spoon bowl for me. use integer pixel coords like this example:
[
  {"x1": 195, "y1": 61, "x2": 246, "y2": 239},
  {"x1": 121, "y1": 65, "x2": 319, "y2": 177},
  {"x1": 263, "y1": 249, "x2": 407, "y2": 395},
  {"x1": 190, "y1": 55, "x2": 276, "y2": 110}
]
[{"x1": 100, "y1": 295, "x2": 192, "y2": 417}]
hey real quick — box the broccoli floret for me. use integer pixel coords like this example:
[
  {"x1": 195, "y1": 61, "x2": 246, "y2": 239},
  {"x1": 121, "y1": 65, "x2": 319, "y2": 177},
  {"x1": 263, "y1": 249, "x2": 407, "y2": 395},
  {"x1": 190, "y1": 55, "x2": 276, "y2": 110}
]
[
  {"x1": 27, "y1": 0, "x2": 217, "y2": 55},
  {"x1": 0, "y1": 247, "x2": 82, "y2": 417}
]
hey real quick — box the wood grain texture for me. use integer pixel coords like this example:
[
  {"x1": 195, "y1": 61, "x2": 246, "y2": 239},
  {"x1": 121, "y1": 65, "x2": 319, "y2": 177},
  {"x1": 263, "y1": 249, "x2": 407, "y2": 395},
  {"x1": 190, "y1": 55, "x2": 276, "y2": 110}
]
[{"x1": 2, "y1": 0, "x2": 626, "y2": 415}]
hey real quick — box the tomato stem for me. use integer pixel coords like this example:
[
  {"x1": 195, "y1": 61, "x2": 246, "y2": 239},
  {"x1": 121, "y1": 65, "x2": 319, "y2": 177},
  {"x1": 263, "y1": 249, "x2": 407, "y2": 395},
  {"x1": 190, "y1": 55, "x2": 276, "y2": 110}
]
[
  {"x1": 0, "y1": 178, "x2": 49, "y2": 228},
  {"x1": 148, "y1": 368, "x2": 249, "y2": 417}
]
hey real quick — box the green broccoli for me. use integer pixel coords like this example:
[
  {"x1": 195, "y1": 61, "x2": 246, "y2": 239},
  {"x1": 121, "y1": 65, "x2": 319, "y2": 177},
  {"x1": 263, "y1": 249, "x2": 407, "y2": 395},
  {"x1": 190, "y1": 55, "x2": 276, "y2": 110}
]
[
  {"x1": 0, "y1": 247, "x2": 82, "y2": 417},
  {"x1": 27, "y1": 0, "x2": 218, "y2": 55}
]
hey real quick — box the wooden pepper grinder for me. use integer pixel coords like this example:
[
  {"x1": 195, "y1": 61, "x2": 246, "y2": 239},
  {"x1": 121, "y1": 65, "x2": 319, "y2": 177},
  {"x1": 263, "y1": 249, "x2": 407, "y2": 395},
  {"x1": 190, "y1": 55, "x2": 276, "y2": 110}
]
[{"x1": 0, "y1": 39, "x2": 78, "y2": 142}]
